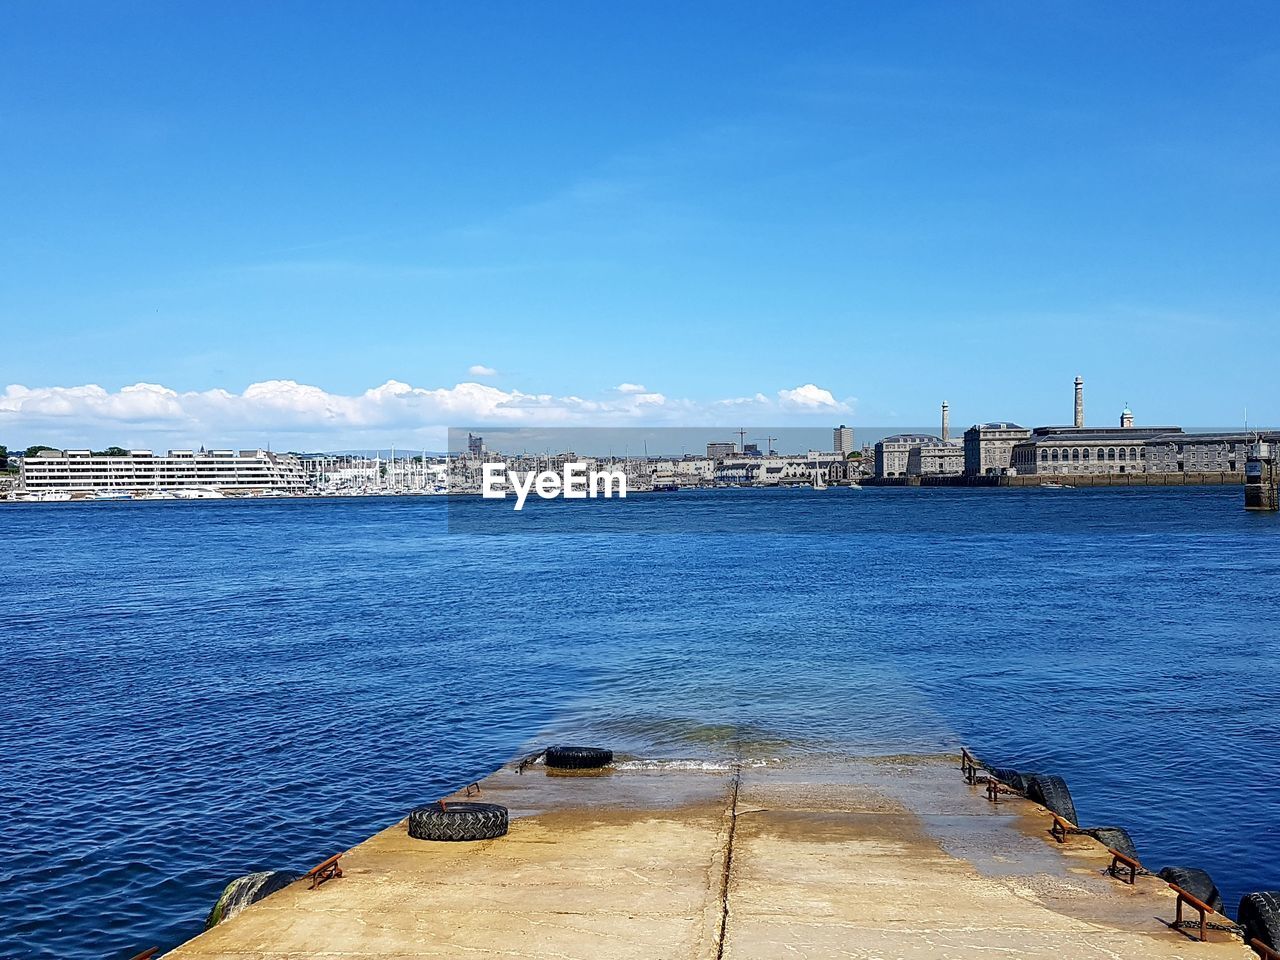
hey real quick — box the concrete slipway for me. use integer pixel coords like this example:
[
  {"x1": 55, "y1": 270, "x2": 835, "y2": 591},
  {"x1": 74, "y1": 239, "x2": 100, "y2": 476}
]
[{"x1": 166, "y1": 754, "x2": 1252, "y2": 959}]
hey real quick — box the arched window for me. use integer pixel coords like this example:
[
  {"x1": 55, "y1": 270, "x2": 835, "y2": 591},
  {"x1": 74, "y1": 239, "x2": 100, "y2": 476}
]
[
  {"x1": 1082, "y1": 448, "x2": 1091, "y2": 461},
  {"x1": 1119, "y1": 448, "x2": 1127, "y2": 461},
  {"x1": 1108, "y1": 448, "x2": 1117, "y2": 461},
  {"x1": 1071, "y1": 449, "x2": 1079, "y2": 461},
  {"x1": 1040, "y1": 448, "x2": 1048, "y2": 462},
  {"x1": 1130, "y1": 447, "x2": 1138, "y2": 460}
]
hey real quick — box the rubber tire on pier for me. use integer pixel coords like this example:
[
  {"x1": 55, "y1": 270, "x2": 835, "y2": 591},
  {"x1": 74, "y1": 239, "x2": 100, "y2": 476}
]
[
  {"x1": 1024, "y1": 774, "x2": 1079, "y2": 826},
  {"x1": 1238, "y1": 891, "x2": 1280, "y2": 949},
  {"x1": 1083, "y1": 826, "x2": 1138, "y2": 861},
  {"x1": 545, "y1": 745, "x2": 614, "y2": 770},
  {"x1": 204, "y1": 870, "x2": 297, "y2": 929},
  {"x1": 986, "y1": 767, "x2": 1034, "y2": 793},
  {"x1": 1158, "y1": 866, "x2": 1224, "y2": 914},
  {"x1": 407, "y1": 802, "x2": 508, "y2": 841}
]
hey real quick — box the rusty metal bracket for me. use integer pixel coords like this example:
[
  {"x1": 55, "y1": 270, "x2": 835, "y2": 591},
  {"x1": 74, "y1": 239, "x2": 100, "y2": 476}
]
[
  {"x1": 960, "y1": 748, "x2": 980, "y2": 784},
  {"x1": 465, "y1": 782, "x2": 481, "y2": 797},
  {"x1": 1108, "y1": 848, "x2": 1140, "y2": 885},
  {"x1": 1050, "y1": 814, "x2": 1077, "y2": 843},
  {"x1": 305, "y1": 853, "x2": 344, "y2": 890},
  {"x1": 1170, "y1": 883, "x2": 1213, "y2": 941},
  {"x1": 1251, "y1": 938, "x2": 1280, "y2": 959}
]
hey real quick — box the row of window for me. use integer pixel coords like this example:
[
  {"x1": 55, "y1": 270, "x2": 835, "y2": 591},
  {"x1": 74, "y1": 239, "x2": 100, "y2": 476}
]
[{"x1": 1039, "y1": 447, "x2": 1142, "y2": 463}]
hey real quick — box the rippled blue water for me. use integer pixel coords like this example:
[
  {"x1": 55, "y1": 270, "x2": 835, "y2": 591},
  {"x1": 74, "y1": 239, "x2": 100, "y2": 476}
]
[{"x1": 2, "y1": 487, "x2": 1278, "y2": 958}]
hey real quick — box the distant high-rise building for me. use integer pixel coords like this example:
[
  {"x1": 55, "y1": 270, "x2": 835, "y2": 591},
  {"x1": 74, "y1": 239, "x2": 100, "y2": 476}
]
[
  {"x1": 833, "y1": 424, "x2": 854, "y2": 455},
  {"x1": 707, "y1": 441, "x2": 736, "y2": 460},
  {"x1": 467, "y1": 433, "x2": 485, "y2": 457}
]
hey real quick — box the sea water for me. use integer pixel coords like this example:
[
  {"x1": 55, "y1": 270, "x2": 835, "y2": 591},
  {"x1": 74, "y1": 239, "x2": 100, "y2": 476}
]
[{"x1": 2, "y1": 487, "x2": 1277, "y2": 958}]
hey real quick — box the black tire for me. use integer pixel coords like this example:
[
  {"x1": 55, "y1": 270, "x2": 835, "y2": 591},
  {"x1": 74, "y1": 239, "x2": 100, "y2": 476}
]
[
  {"x1": 1084, "y1": 826, "x2": 1138, "y2": 861},
  {"x1": 407, "y1": 801, "x2": 508, "y2": 841},
  {"x1": 1158, "y1": 866, "x2": 1224, "y2": 914},
  {"x1": 1238, "y1": 891, "x2": 1280, "y2": 949},
  {"x1": 205, "y1": 870, "x2": 297, "y2": 929},
  {"x1": 545, "y1": 745, "x2": 613, "y2": 769},
  {"x1": 986, "y1": 767, "x2": 1035, "y2": 793},
  {"x1": 1025, "y1": 773, "x2": 1078, "y2": 826}
]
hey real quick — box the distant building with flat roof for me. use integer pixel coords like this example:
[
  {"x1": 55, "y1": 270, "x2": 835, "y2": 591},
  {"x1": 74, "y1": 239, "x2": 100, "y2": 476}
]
[
  {"x1": 707, "y1": 441, "x2": 736, "y2": 460},
  {"x1": 833, "y1": 425, "x2": 854, "y2": 455},
  {"x1": 1144, "y1": 433, "x2": 1250, "y2": 474},
  {"x1": 907, "y1": 439, "x2": 963, "y2": 477},
  {"x1": 964, "y1": 422, "x2": 1031, "y2": 477},
  {"x1": 874, "y1": 435, "x2": 961, "y2": 478},
  {"x1": 1008, "y1": 422, "x2": 1182, "y2": 476},
  {"x1": 18, "y1": 448, "x2": 307, "y2": 495}
]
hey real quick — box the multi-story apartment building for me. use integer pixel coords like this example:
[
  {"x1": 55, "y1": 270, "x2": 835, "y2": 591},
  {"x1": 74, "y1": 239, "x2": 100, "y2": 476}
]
[{"x1": 18, "y1": 448, "x2": 308, "y2": 496}]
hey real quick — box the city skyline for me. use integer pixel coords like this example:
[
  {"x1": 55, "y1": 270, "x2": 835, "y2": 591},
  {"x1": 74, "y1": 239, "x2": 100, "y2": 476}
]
[{"x1": 3, "y1": 3, "x2": 1279, "y2": 444}]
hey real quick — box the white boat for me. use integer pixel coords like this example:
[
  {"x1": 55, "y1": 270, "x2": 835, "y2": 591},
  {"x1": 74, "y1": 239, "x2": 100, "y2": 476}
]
[
  {"x1": 847, "y1": 481, "x2": 863, "y2": 490},
  {"x1": 811, "y1": 469, "x2": 828, "y2": 490},
  {"x1": 172, "y1": 487, "x2": 226, "y2": 500},
  {"x1": 1040, "y1": 482, "x2": 1074, "y2": 490},
  {"x1": 91, "y1": 489, "x2": 133, "y2": 501},
  {"x1": 13, "y1": 490, "x2": 73, "y2": 502},
  {"x1": 139, "y1": 490, "x2": 179, "y2": 500}
]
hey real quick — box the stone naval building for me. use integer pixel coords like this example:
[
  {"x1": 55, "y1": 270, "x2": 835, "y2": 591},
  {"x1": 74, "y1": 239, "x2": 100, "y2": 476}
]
[
  {"x1": 1005, "y1": 377, "x2": 1247, "y2": 477},
  {"x1": 874, "y1": 402, "x2": 963, "y2": 479},
  {"x1": 963, "y1": 422, "x2": 1032, "y2": 477},
  {"x1": 877, "y1": 377, "x2": 1250, "y2": 481}
]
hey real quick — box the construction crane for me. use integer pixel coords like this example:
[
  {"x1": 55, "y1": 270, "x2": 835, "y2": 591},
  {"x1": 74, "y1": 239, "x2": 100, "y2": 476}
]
[{"x1": 752, "y1": 437, "x2": 778, "y2": 456}]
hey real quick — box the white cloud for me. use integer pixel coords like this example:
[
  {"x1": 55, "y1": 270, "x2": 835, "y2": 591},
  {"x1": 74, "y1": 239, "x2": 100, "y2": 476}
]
[
  {"x1": 777, "y1": 383, "x2": 847, "y2": 411},
  {"x1": 615, "y1": 382, "x2": 647, "y2": 393},
  {"x1": 0, "y1": 378, "x2": 852, "y2": 448},
  {"x1": 467, "y1": 364, "x2": 497, "y2": 376}
]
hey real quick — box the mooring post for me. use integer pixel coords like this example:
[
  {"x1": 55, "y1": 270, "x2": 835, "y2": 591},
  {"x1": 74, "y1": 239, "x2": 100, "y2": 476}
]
[{"x1": 1245, "y1": 438, "x2": 1278, "y2": 511}]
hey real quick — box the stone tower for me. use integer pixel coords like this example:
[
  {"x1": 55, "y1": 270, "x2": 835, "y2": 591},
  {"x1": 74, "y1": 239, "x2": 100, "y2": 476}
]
[
  {"x1": 1074, "y1": 376, "x2": 1084, "y2": 428},
  {"x1": 1121, "y1": 405, "x2": 1134, "y2": 429},
  {"x1": 941, "y1": 401, "x2": 950, "y2": 441}
]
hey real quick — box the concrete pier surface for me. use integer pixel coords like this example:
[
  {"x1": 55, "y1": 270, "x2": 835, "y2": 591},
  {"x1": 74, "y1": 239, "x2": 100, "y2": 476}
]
[{"x1": 167, "y1": 754, "x2": 1252, "y2": 959}]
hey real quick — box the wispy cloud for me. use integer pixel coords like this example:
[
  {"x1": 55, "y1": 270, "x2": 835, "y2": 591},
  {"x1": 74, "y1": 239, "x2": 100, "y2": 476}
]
[{"x1": 468, "y1": 364, "x2": 497, "y2": 377}]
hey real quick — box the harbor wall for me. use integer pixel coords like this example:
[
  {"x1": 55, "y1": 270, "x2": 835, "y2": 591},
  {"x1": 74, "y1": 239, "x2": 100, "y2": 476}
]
[{"x1": 861, "y1": 472, "x2": 1244, "y2": 488}]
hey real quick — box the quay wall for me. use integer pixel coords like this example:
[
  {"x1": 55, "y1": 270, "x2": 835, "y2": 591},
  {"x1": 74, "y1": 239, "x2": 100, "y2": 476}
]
[{"x1": 861, "y1": 472, "x2": 1244, "y2": 488}]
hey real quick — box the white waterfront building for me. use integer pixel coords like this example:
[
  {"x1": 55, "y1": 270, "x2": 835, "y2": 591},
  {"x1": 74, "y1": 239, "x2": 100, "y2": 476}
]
[{"x1": 18, "y1": 448, "x2": 308, "y2": 497}]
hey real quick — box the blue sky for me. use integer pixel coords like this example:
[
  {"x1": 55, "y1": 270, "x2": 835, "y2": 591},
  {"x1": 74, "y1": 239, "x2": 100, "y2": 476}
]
[{"x1": 2, "y1": 2, "x2": 1278, "y2": 447}]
